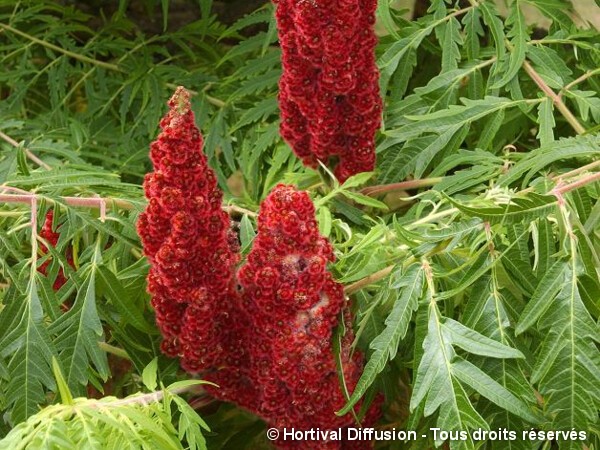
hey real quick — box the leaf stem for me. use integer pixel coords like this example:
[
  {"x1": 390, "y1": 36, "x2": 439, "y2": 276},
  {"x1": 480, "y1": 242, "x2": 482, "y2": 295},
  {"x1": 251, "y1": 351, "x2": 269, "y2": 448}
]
[
  {"x1": 408, "y1": 207, "x2": 459, "y2": 228},
  {"x1": 0, "y1": 23, "x2": 122, "y2": 71},
  {"x1": 522, "y1": 60, "x2": 586, "y2": 135},
  {"x1": 361, "y1": 178, "x2": 444, "y2": 197},
  {"x1": 87, "y1": 386, "x2": 194, "y2": 409},
  {"x1": 222, "y1": 204, "x2": 257, "y2": 217},
  {"x1": 561, "y1": 67, "x2": 600, "y2": 94},
  {"x1": 552, "y1": 171, "x2": 600, "y2": 196},
  {"x1": 0, "y1": 193, "x2": 135, "y2": 210},
  {"x1": 555, "y1": 160, "x2": 600, "y2": 180},
  {"x1": 344, "y1": 265, "x2": 394, "y2": 295},
  {"x1": 30, "y1": 196, "x2": 38, "y2": 273},
  {"x1": 0, "y1": 192, "x2": 257, "y2": 217},
  {"x1": 0, "y1": 130, "x2": 52, "y2": 170}
]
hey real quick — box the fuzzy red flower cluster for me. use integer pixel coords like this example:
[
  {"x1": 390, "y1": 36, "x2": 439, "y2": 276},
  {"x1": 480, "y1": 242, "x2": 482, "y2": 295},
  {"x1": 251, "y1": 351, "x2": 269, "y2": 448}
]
[
  {"x1": 138, "y1": 89, "x2": 380, "y2": 449},
  {"x1": 275, "y1": 0, "x2": 382, "y2": 181},
  {"x1": 39, "y1": 210, "x2": 73, "y2": 290},
  {"x1": 136, "y1": 87, "x2": 240, "y2": 373}
]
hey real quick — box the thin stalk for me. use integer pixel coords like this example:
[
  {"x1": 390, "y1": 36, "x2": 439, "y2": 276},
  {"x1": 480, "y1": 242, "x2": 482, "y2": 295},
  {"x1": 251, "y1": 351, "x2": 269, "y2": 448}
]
[
  {"x1": 552, "y1": 171, "x2": 600, "y2": 196},
  {"x1": 522, "y1": 60, "x2": 586, "y2": 135},
  {"x1": 0, "y1": 23, "x2": 121, "y2": 71},
  {"x1": 561, "y1": 67, "x2": 600, "y2": 94},
  {"x1": 0, "y1": 130, "x2": 52, "y2": 170},
  {"x1": 30, "y1": 196, "x2": 37, "y2": 275},
  {"x1": 361, "y1": 178, "x2": 444, "y2": 196},
  {"x1": 344, "y1": 265, "x2": 394, "y2": 295},
  {"x1": 0, "y1": 192, "x2": 258, "y2": 217},
  {"x1": 555, "y1": 160, "x2": 600, "y2": 180},
  {"x1": 87, "y1": 386, "x2": 193, "y2": 409},
  {"x1": 223, "y1": 204, "x2": 257, "y2": 217},
  {"x1": 408, "y1": 208, "x2": 459, "y2": 228},
  {"x1": 0, "y1": 193, "x2": 135, "y2": 210}
]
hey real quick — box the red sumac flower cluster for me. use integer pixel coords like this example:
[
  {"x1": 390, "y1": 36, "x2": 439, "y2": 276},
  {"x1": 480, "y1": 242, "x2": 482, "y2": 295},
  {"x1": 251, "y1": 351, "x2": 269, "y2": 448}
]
[
  {"x1": 275, "y1": 0, "x2": 382, "y2": 181},
  {"x1": 232, "y1": 185, "x2": 363, "y2": 441},
  {"x1": 138, "y1": 89, "x2": 380, "y2": 448},
  {"x1": 137, "y1": 87, "x2": 241, "y2": 372}
]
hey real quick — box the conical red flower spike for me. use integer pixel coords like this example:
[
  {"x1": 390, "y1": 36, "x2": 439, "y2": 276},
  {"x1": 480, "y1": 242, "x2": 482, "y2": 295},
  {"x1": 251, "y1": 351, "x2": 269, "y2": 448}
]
[
  {"x1": 137, "y1": 87, "x2": 240, "y2": 370},
  {"x1": 275, "y1": 0, "x2": 382, "y2": 181}
]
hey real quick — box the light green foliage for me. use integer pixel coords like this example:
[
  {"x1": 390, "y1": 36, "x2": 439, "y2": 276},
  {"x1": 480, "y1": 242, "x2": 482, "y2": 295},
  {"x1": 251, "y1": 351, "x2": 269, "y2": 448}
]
[
  {"x1": 0, "y1": 0, "x2": 599, "y2": 449},
  {"x1": 0, "y1": 360, "x2": 210, "y2": 450}
]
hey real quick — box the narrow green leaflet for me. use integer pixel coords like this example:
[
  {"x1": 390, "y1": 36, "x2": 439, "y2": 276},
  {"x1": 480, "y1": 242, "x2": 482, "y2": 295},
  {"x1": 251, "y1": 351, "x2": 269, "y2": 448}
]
[
  {"x1": 526, "y1": 45, "x2": 572, "y2": 89},
  {"x1": 411, "y1": 300, "x2": 539, "y2": 441},
  {"x1": 462, "y1": 277, "x2": 540, "y2": 446},
  {"x1": 49, "y1": 260, "x2": 109, "y2": 395},
  {"x1": 0, "y1": 278, "x2": 57, "y2": 424},
  {"x1": 477, "y1": 108, "x2": 505, "y2": 150},
  {"x1": 529, "y1": 256, "x2": 600, "y2": 437},
  {"x1": 231, "y1": 97, "x2": 278, "y2": 132},
  {"x1": 316, "y1": 206, "x2": 332, "y2": 237},
  {"x1": 378, "y1": 138, "x2": 431, "y2": 184},
  {"x1": 142, "y1": 358, "x2": 158, "y2": 391},
  {"x1": 479, "y1": 1, "x2": 506, "y2": 61},
  {"x1": 414, "y1": 124, "x2": 468, "y2": 178},
  {"x1": 462, "y1": 8, "x2": 483, "y2": 60},
  {"x1": 97, "y1": 266, "x2": 154, "y2": 333},
  {"x1": 491, "y1": 1, "x2": 527, "y2": 89},
  {"x1": 565, "y1": 90, "x2": 600, "y2": 123},
  {"x1": 0, "y1": 149, "x2": 18, "y2": 184},
  {"x1": 533, "y1": 218, "x2": 555, "y2": 276},
  {"x1": 340, "y1": 191, "x2": 388, "y2": 210},
  {"x1": 515, "y1": 260, "x2": 567, "y2": 335},
  {"x1": 452, "y1": 358, "x2": 538, "y2": 424},
  {"x1": 438, "y1": 17, "x2": 463, "y2": 73},
  {"x1": 376, "y1": 0, "x2": 401, "y2": 39},
  {"x1": 442, "y1": 318, "x2": 523, "y2": 359},
  {"x1": 445, "y1": 192, "x2": 557, "y2": 225},
  {"x1": 338, "y1": 264, "x2": 424, "y2": 414},
  {"x1": 536, "y1": 97, "x2": 555, "y2": 146},
  {"x1": 385, "y1": 97, "x2": 532, "y2": 142},
  {"x1": 6, "y1": 168, "x2": 124, "y2": 190},
  {"x1": 498, "y1": 134, "x2": 600, "y2": 187},
  {"x1": 340, "y1": 172, "x2": 376, "y2": 190},
  {"x1": 412, "y1": 309, "x2": 487, "y2": 447},
  {"x1": 239, "y1": 214, "x2": 256, "y2": 254},
  {"x1": 378, "y1": 21, "x2": 436, "y2": 95}
]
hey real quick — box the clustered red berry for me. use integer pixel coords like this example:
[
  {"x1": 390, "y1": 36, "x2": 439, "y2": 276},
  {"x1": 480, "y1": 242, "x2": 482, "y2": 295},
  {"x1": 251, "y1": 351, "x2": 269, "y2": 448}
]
[
  {"x1": 39, "y1": 210, "x2": 73, "y2": 290},
  {"x1": 275, "y1": 0, "x2": 382, "y2": 181},
  {"x1": 138, "y1": 89, "x2": 380, "y2": 448},
  {"x1": 136, "y1": 87, "x2": 240, "y2": 373},
  {"x1": 225, "y1": 184, "x2": 376, "y2": 449}
]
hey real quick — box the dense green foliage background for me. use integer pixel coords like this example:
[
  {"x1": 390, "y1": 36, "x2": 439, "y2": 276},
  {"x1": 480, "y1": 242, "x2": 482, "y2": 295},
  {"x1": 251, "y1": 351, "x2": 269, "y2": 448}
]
[{"x1": 0, "y1": 0, "x2": 599, "y2": 448}]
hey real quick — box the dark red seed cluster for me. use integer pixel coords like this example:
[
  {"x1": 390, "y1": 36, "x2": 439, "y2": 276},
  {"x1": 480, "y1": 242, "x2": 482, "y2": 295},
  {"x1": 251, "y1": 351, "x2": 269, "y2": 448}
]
[
  {"x1": 39, "y1": 210, "x2": 73, "y2": 290},
  {"x1": 138, "y1": 89, "x2": 380, "y2": 449},
  {"x1": 137, "y1": 87, "x2": 240, "y2": 372},
  {"x1": 275, "y1": 0, "x2": 382, "y2": 181},
  {"x1": 228, "y1": 184, "x2": 376, "y2": 449}
]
